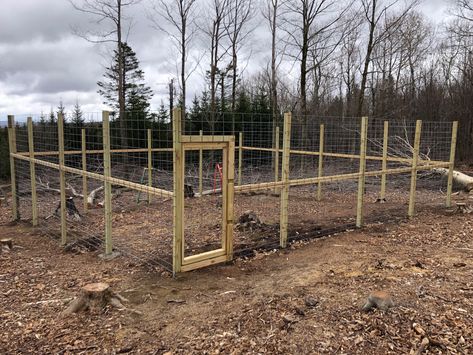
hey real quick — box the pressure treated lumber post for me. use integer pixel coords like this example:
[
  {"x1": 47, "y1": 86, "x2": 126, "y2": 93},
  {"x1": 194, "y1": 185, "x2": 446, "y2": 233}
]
[
  {"x1": 172, "y1": 107, "x2": 183, "y2": 274},
  {"x1": 280, "y1": 113, "x2": 292, "y2": 248},
  {"x1": 58, "y1": 113, "x2": 67, "y2": 245},
  {"x1": 7, "y1": 115, "x2": 19, "y2": 220},
  {"x1": 274, "y1": 126, "x2": 280, "y2": 193},
  {"x1": 446, "y1": 121, "x2": 458, "y2": 208},
  {"x1": 81, "y1": 128, "x2": 88, "y2": 213},
  {"x1": 102, "y1": 111, "x2": 113, "y2": 255},
  {"x1": 238, "y1": 132, "x2": 243, "y2": 186},
  {"x1": 317, "y1": 124, "x2": 325, "y2": 201},
  {"x1": 356, "y1": 116, "x2": 368, "y2": 228},
  {"x1": 147, "y1": 128, "x2": 152, "y2": 204},
  {"x1": 226, "y1": 139, "x2": 235, "y2": 260},
  {"x1": 408, "y1": 120, "x2": 422, "y2": 218},
  {"x1": 379, "y1": 121, "x2": 389, "y2": 201},
  {"x1": 27, "y1": 117, "x2": 38, "y2": 226},
  {"x1": 199, "y1": 130, "x2": 203, "y2": 196}
]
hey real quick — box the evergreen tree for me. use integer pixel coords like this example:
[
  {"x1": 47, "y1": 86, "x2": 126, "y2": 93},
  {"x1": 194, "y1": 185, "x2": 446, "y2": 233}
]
[
  {"x1": 157, "y1": 102, "x2": 168, "y2": 124},
  {"x1": 57, "y1": 100, "x2": 66, "y2": 119},
  {"x1": 97, "y1": 42, "x2": 153, "y2": 116},
  {"x1": 49, "y1": 107, "x2": 56, "y2": 124},
  {"x1": 71, "y1": 100, "x2": 85, "y2": 126}
]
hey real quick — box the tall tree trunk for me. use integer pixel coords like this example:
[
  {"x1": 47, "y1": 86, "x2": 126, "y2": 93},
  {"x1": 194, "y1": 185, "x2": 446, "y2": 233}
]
[{"x1": 357, "y1": 0, "x2": 376, "y2": 118}]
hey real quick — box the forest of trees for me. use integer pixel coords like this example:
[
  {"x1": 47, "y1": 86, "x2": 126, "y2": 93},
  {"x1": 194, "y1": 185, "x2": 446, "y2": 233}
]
[
  {"x1": 68, "y1": 0, "x2": 473, "y2": 161},
  {"x1": 2, "y1": 0, "x2": 473, "y2": 181}
]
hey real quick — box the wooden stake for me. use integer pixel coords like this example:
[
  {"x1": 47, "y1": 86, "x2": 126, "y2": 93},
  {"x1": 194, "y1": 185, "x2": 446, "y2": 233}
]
[
  {"x1": 238, "y1": 132, "x2": 243, "y2": 186},
  {"x1": 7, "y1": 115, "x2": 19, "y2": 221},
  {"x1": 356, "y1": 117, "x2": 368, "y2": 228},
  {"x1": 226, "y1": 139, "x2": 235, "y2": 260},
  {"x1": 81, "y1": 128, "x2": 88, "y2": 213},
  {"x1": 58, "y1": 113, "x2": 67, "y2": 245},
  {"x1": 172, "y1": 107, "x2": 184, "y2": 274},
  {"x1": 280, "y1": 113, "x2": 292, "y2": 248},
  {"x1": 317, "y1": 124, "x2": 324, "y2": 201},
  {"x1": 147, "y1": 128, "x2": 152, "y2": 204},
  {"x1": 446, "y1": 121, "x2": 458, "y2": 208},
  {"x1": 380, "y1": 121, "x2": 389, "y2": 201},
  {"x1": 102, "y1": 111, "x2": 113, "y2": 255},
  {"x1": 408, "y1": 120, "x2": 422, "y2": 218},
  {"x1": 199, "y1": 130, "x2": 203, "y2": 196},
  {"x1": 274, "y1": 126, "x2": 280, "y2": 193},
  {"x1": 27, "y1": 117, "x2": 38, "y2": 226}
]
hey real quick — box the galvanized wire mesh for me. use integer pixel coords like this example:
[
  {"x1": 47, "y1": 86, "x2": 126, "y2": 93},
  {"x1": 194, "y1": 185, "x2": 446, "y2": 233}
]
[{"x1": 6, "y1": 111, "x2": 455, "y2": 273}]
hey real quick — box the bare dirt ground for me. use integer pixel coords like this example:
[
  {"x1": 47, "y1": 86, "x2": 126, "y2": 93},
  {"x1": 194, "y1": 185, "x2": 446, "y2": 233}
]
[{"x1": 1, "y1": 189, "x2": 473, "y2": 354}]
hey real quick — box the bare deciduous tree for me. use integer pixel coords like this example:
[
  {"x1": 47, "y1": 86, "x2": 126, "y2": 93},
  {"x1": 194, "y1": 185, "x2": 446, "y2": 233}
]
[
  {"x1": 149, "y1": 0, "x2": 198, "y2": 113},
  {"x1": 70, "y1": 0, "x2": 141, "y2": 156},
  {"x1": 357, "y1": 0, "x2": 419, "y2": 117},
  {"x1": 226, "y1": 0, "x2": 254, "y2": 113}
]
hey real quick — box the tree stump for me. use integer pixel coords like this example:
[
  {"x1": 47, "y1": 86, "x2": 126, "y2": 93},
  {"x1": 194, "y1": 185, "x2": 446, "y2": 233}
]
[
  {"x1": 63, "y1": 282, "x2": 127, "y2": 315},
  {"x1": 1, "y1": 238, "x2": 13, "y2": 252}
]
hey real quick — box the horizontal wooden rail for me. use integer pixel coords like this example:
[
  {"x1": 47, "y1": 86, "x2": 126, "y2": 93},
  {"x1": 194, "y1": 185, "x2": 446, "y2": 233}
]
[
  {"x1": 235, "y1": 161, "x2": 450, "y2": 193},
  {"x1": 11, "y1": 153, "x2": 173, "y2": 198},
  {"x1": 16, "y1": 147, "x2": 173, "y2": 157},
  {"x1": 240, "y1": 146, "x2": 435, "y2": 165},
  {"x1": 17, "y1": 144, "x2": 440, "y2": 166}
]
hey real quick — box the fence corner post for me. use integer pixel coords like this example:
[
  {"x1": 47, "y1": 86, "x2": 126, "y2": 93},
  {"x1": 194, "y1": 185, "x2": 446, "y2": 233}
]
[
  {"x1": 446, "y1": 121, "x2": 458, "y2": 208},
  {"x1": 379, "y1": 121, "x2": 389, "y2": 202},
  {"x1": 81, "y1": 128, "x2": 88, "y2": 213},
  {"x1": 356, "y1": 116, "x2": 368, "y2": 228},
  {"x1": 317, "y1": 123, "x2": 325, "y2": 201},
  {"x1": 58, "y1": 113, "x2": 67, "y2": 245},
  {"x1": 27, "y1": 117, "x2": 38, "y2": 226},
  {"x1": 147, "y1": 128, "x2": 153, "y2": 204},
  {"x1": 199, "y1": 129, "x2": 203, "y2": 196},
  {"x1": 280, "y1": 112, "x2": 292, "y2": 248},
  {"x1": 172, "y1": 107, "x2": 183, "y2": 275},
  {"x1": 238, "y1": 132, "x2": 243, "y2": 186},
  {"x1": 102, "y1": 111, "x2": 113, "y2": 255},
  {"x1": 7, "y1": 115, "x2": 19, "y2": 221},
  {"x1": 408, "y1": 120, "x2": 422, "y2": 218}
]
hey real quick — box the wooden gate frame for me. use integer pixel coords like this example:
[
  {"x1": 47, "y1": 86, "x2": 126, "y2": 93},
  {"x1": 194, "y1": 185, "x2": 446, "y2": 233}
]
[{"x1": 173, "y1": 134, "x2": 235, "y2": 273}]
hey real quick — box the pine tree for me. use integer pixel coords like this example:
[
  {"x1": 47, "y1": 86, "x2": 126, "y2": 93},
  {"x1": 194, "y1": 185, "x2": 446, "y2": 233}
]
[
  {"x1": 157, "y1": 102, "x2": 168, "y2": 124},
  {"x1": 97, "y1": 42, "x2": 153, "y2": 116},
  {"x1": 49, "y1": 107, "x2": 56, "y2": 124},
  {"x1": 71, "y1": 100, "x2": 85, "y2": 126},
  {"x1": 57, "y1": 100, "x2": 66, "y2": 119}
]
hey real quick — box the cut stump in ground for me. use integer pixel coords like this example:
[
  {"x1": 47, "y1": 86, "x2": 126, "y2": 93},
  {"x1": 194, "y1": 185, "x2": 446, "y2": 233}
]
[
  {"x1": 63, "y1": 282, "x2": 129, "y2": 315},
  {"x1": 1, "y1": 238, "x2": 13, "y2": 252}
]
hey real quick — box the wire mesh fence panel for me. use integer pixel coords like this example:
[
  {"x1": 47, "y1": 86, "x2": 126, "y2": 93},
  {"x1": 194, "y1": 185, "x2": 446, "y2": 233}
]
[{"x1": 5, "y1": 110, "x2": 456, "y2": 273}]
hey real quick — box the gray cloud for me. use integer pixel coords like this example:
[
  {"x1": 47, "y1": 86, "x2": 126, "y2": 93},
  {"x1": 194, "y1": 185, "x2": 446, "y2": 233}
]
[{"x1": 0, "y1": 0, "x2": 451, "y2": 119}]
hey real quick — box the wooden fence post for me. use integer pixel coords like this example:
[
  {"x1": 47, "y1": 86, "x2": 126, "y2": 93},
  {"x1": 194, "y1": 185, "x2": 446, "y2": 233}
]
[
  {"x1": 7, "y1": 116, "x2": 21, "y2": 220},
  {"x1": 356, "y1": 116, "x2": 368, "y2": 228},
  {"x1": 379, "y1": 121, "x2": 389, "y2": 202},
  {"x1": 274, "y1": 126, "x2": 280, "y2": 193},
  {"x1": 238, "y1": 132, "x2": 243, "y2": 186},
  {"x1": 280, "y1": 112, "x2": 292, "y2": 248},
  {"x1": 7, "y1": 115, "x2": 19, "y2": 221},
  {"x1": 102, "y1": 111, "x2": 113, "y2": 255},
  {"x1": 446, "y1": 121, "x2": 459, "y2": 208},
  {"x1": 27, "y1": 117, "x2": 38, "y2": 226},
  {"x1": 199, "y1": 130, "x2": 203, "y2": 196},
  {"x1": 172, "y1": 107, "x2": 184, "y2": 274},
  {"x1": 58, "y1": 113, "x2": 67, "y2": 245},
  {"x1": 408, "y1": 120, "x2": 422, "y2": 218},
  {"x1": 317, "y1": 124, "x2": 325, "y2": 201},
  {"x1": 147, "y1": 128, "x2": 153, "y2": 204},
  {"x1": 81, "y1": 128, "x2": 88, "y2": 213}
]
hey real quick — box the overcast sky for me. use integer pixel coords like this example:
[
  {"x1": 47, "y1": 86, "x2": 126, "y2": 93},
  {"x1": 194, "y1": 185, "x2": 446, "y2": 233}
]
[{"x1": 0, "y1": 0, "x2": 453, "y2": 120}]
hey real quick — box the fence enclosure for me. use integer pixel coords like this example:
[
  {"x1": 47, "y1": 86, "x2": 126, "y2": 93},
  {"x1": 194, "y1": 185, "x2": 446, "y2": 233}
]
[{"x1": 7, "y1": 110, "x2": 458, "y2": 274}]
